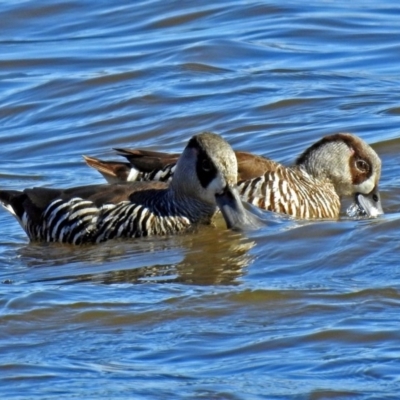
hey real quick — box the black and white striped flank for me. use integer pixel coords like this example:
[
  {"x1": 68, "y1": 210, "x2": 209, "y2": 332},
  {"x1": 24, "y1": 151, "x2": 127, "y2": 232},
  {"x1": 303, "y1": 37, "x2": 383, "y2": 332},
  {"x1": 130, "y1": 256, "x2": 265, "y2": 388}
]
[{"x1": 21, "y1": 197, "x2": 191, "y2": 244}]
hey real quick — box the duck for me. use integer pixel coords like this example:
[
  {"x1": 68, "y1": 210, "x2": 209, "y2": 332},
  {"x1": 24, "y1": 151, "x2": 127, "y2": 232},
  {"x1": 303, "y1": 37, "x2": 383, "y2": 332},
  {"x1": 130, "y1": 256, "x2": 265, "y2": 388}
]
[
  {"x1": 0, "y1": 132, "x2": 260, "y2": 244},
  {"x1": 83, "y1": 133, "x2": 383, "y2": 220}
]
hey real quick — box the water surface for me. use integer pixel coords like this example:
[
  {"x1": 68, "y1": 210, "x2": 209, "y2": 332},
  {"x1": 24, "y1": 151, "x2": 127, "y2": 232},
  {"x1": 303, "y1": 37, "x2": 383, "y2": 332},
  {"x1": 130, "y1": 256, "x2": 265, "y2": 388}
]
[{"x1": 1, "y1": 1, "x2": 400, "y2": 399}]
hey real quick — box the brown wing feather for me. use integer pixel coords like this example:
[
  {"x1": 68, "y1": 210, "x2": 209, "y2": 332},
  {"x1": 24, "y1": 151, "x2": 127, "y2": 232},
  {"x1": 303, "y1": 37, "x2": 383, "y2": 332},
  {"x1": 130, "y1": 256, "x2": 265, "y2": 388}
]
[
  {"x1": 235, "y1": 151, "x2": 280, "y2": 181},
  {"x1": 114, "y1": 148, "x2": 180, "y2": 172}
]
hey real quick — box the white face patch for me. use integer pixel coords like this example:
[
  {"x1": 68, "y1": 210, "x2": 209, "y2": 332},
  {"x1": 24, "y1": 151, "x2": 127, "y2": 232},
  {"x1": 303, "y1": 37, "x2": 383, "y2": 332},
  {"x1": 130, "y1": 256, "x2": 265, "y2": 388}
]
[
  {"x1": 353, "y1": 176, "x2": 376, "y2": 195},
  {"x1": 207, "y1": 173, "x2": 226, "y2": 196}
]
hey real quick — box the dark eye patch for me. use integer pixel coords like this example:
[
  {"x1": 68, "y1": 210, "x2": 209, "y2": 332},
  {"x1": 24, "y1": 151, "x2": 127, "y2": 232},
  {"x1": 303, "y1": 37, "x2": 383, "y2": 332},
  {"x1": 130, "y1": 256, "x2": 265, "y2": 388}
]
[
  {"x1": 196, "y1": 153, "x2": 217, "y2": 188},
  {"x1": 355, "y1": 159, "x2": 370, "y2": 173}
]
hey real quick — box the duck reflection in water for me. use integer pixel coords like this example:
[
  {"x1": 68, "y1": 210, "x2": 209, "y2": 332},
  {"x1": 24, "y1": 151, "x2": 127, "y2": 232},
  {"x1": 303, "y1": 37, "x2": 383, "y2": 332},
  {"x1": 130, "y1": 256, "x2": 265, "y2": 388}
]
[{"x1": 21, "y1": 223, "x2": 257, "y2": 286}]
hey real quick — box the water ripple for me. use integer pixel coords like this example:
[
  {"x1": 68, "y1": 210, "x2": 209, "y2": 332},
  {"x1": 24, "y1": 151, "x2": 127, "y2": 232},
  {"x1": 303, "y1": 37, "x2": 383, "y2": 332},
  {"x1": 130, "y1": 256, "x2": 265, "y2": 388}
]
[{"x1": 1, "y1": 1, "x2": 400, "y2": 398}]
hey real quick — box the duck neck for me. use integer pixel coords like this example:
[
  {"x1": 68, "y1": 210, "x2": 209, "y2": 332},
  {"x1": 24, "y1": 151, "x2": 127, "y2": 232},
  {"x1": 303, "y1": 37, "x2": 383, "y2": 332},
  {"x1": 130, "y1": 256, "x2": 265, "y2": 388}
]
[{"x1": 165, "y1": 187, "x2": 217, "y2": 224}]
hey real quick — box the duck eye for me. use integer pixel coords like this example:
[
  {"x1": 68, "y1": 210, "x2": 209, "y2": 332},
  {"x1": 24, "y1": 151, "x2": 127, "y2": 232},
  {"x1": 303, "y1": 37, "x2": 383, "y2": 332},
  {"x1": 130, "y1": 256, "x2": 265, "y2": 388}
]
[
  {"x1": 355, "y1": 159, "x2": 369, "y2": 173},
  {"x1": 201, "y1": 159, "x2": 213, "y2": 172}
]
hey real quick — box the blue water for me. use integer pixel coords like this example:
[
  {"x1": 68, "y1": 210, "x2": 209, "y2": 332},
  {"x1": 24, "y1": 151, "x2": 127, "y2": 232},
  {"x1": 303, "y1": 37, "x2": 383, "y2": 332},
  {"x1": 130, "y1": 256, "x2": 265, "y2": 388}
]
[{"x1": 1, "y1": 1, "x2": 400, "y2": 399}]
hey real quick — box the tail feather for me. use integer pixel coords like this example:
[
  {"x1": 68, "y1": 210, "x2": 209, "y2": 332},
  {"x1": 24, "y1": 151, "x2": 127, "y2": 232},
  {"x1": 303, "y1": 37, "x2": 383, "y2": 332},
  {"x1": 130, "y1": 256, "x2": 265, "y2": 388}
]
[
  {"x1": 0, "y1": 189, "x2": 26, "y2": 220},
  {"x1": 83, "y1": 155, "x2": 139, "y2": 183}
]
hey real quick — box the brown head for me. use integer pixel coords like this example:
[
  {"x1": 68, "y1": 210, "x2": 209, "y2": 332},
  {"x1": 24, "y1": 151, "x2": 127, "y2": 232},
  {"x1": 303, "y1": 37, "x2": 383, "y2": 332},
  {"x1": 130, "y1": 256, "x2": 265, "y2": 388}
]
[{"x1": 296, "y1": 133, "x2": 382, "y2": 217}]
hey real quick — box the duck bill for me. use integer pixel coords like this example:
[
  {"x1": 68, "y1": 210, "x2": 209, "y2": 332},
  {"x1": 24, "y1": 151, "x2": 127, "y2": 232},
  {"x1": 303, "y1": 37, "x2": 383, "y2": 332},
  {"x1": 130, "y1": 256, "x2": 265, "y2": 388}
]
[
  {"x1": 215, "y1": 186, "x2": 264, "y2": 231},
  {"x1": 356, "y1": 188, "x2": 384, "y2": 218}
]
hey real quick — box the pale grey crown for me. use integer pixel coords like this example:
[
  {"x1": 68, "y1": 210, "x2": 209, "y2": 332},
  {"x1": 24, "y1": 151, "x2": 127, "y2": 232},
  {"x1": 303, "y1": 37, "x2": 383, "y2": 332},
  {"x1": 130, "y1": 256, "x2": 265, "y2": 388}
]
[
  {"x1": 170, "y1": 132, "x2": 238, "y2": 205},
  {"x1": 296, "y1": 133, "x2": 381, "y2": 197}
]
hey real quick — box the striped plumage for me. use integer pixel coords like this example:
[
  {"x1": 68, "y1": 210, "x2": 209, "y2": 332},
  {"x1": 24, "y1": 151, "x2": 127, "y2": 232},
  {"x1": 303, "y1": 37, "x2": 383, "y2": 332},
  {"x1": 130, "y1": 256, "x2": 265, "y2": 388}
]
[
  {"x1": 0, "y1": 132, "x2": 260, "y2": 244},
  {"x1": 238, "y1": 165, "x2": 340, "y2": 219},
  {"x1": 84, "y1": 133, "x2": 383, "y2": 220}
]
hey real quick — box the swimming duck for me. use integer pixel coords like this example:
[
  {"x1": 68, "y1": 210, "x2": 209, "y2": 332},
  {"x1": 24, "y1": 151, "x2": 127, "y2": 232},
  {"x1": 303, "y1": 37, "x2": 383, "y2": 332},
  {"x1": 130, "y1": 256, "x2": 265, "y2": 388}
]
[
  {"x1": 84, "y1": 133, "x2": 383, "y2": 219},
  {"x1": 0, "y1": 132, "x2": 259, "y2": 244}
]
